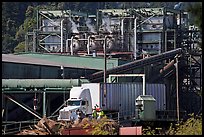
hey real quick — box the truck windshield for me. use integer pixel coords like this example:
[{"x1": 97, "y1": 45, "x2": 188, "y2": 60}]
[{"x1": 67, "y1": 100, "x2": 81, "y2": 106}]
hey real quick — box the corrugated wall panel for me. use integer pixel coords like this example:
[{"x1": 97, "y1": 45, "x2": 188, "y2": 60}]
[
  {"x1": 100, "y1": 83, "x2": 166, "y2": 118},
  {"x1": 100, "y1": 83, "x2": 144, "y2": 118},
  {"x1": 146, "y1": 83, "x2": 166, "y2": 110},
  {"x1": 83, "y1": 83, "x2": 165, "y2": 118}
]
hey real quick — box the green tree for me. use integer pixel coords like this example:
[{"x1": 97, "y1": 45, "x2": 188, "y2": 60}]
[
  {"x1": 2, "y1": 34, "x2": 17, "y2": 53},
  {"x1": 187, "y1": 2, "x2": 202, "y2": 49},
  {"x1": 187, "y1": 2, "x2": 202, "y2": 30},
  {"x1": 14, "y1": 41, "x2": 25, "y2": 53},
  {"x1": 15, "y1": 6, "x2": 37, "y2": 47},
  {"x1": 2, "y1": 2, "x2": 30, "y2": 53},
  {"x1": 167, "y1": 113, "x2": 202, "y2": 135}
]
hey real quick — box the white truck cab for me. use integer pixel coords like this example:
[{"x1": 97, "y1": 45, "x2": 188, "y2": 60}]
[{"x1": 58, "y1": 87, "x2": 92, "y2": 121}]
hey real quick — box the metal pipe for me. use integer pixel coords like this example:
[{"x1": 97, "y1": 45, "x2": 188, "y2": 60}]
[
  {"x1": 2, "y1": 94, "x2": 4, "y2": 119},
  {"x1": 2, "y1": 88, "x2": 26, "y2": 91},
  {"x1": 87, "y1": 36, "x2": 91, "y2": 55},
  {"x1": 142, "y1": 75, "x2": 145, "y2": 95},
  {"x1": 43, "y1": 92, "x2": 46, "y2": 117},
  {"x1": 61, "y1": 19, "x2": 64, "y2": 53},
  {"x1": 89, "y1": 48, "x2": 183, "y2": 82},
  {"x1": 159, "y1": 35, "x2": 161, "y2": 54},
  {"x1": 103, "y1": 36, "x2": 108, "y2": 96},
  {"x1": 121, "y1": 18, "x2": 124, "y2": 49},
  {"x1": 43, "y1": 88, "x2": 68, "y2": 91},
  {"x1": 134, "y1": 18, "x2": 137, "y2": 60},
  {"x1": 103, "y1": 35, "x2": 111, "y2": 107},
  {"x1": 25, "y1": 34, "x2": 28, "y2": 52},
  {"x1": 37, "y1": 8, "x2": 39, "y2": 31},
  {"x1": 175, "y1": 56, "x2": 179, "y2": 122},
  {"x1": 66, "y1": 39, "x2": 69, "y2": 53},
  {"x1": 165, "y1": 30, "x2": 167, "y2": 52},
  {"x1": 2, "y1": 79, "x2": 88, "y2": 88},
  {"x1": 70, "y1": 36, "x2": 74, "y2": 55},
  {"x1": 121, "y1": 16, "x2": 135, "y2": 50},
  {"x1": 174, "y1": 29, "x2": 176, "y2": 49},
  {"x1": 160, "y1": 59, "x2": 175, "y2": 74},
  {"x1": 33, "y1": 30, "x2": 36, "y2": 52}
]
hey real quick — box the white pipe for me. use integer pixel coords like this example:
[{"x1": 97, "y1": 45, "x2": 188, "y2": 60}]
[
  {"x1": 134, "y1": 18, "x2": 137, "y2": 60},
  {"x1": 121, "y1": 17, "x2": 135, "y2": 50},
  {"x1": 70, "y1": 36, "x2": 74, "y2": 55},
  {"x1": 87, "y1": 36, "x2": 90, "y2": 55},
  {"x1": 61, "y1": 19, "x2": 64, "y2": 53},
  {"x1": 121, "y1": 18, "x2": 124, "y2": 47},
  {"x1": 142, "y1": 75, "x2": 145, "y2": 95}
]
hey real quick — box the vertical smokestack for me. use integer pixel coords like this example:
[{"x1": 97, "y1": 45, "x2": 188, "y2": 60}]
[{"x1": 69, "y1": 18, "x2": 79, "y2": 33}]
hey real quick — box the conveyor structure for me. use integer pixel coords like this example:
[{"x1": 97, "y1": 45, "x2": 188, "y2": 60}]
[
  {"x1": 2, "y1": 79, "x2": 90, "y2": 123},
  {"x1": 88, "y1": 48, "x2": 183, "y2": 82},
  {"x1": 2, "y1": 79, "x2": 89, "y2": 93}
]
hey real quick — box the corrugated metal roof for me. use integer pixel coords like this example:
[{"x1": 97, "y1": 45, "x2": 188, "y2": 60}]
[{"x1": 2, "y1": 53, "x2": 127, "y2": 70}]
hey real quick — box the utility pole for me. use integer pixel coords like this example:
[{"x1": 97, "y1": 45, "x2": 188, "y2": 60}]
[
  {"x1": 103, "y1": 36, "x2": 107, "y2": 107},
  {"x1": 103, "y1": 35, "x2": 111, "y2": 108}
]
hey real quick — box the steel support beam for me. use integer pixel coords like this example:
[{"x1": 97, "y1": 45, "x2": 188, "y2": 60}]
[
  {"x1": 175, "y1": 56, "x2": 180, "y2": 122},
  {"x1": 43, "y1": 92, "x2": 46, "y2": 117},
  {"x1": 3, "y1": 94, "x2": 42, "y2": 119}
]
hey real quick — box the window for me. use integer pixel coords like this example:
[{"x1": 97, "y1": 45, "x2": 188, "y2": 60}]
[
  {"x1": 67, "y1": 100, "x2": 80, "y2": 106},
  {"x1": 82, "y1": 101, "x2": 86, "y2": 106}
]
